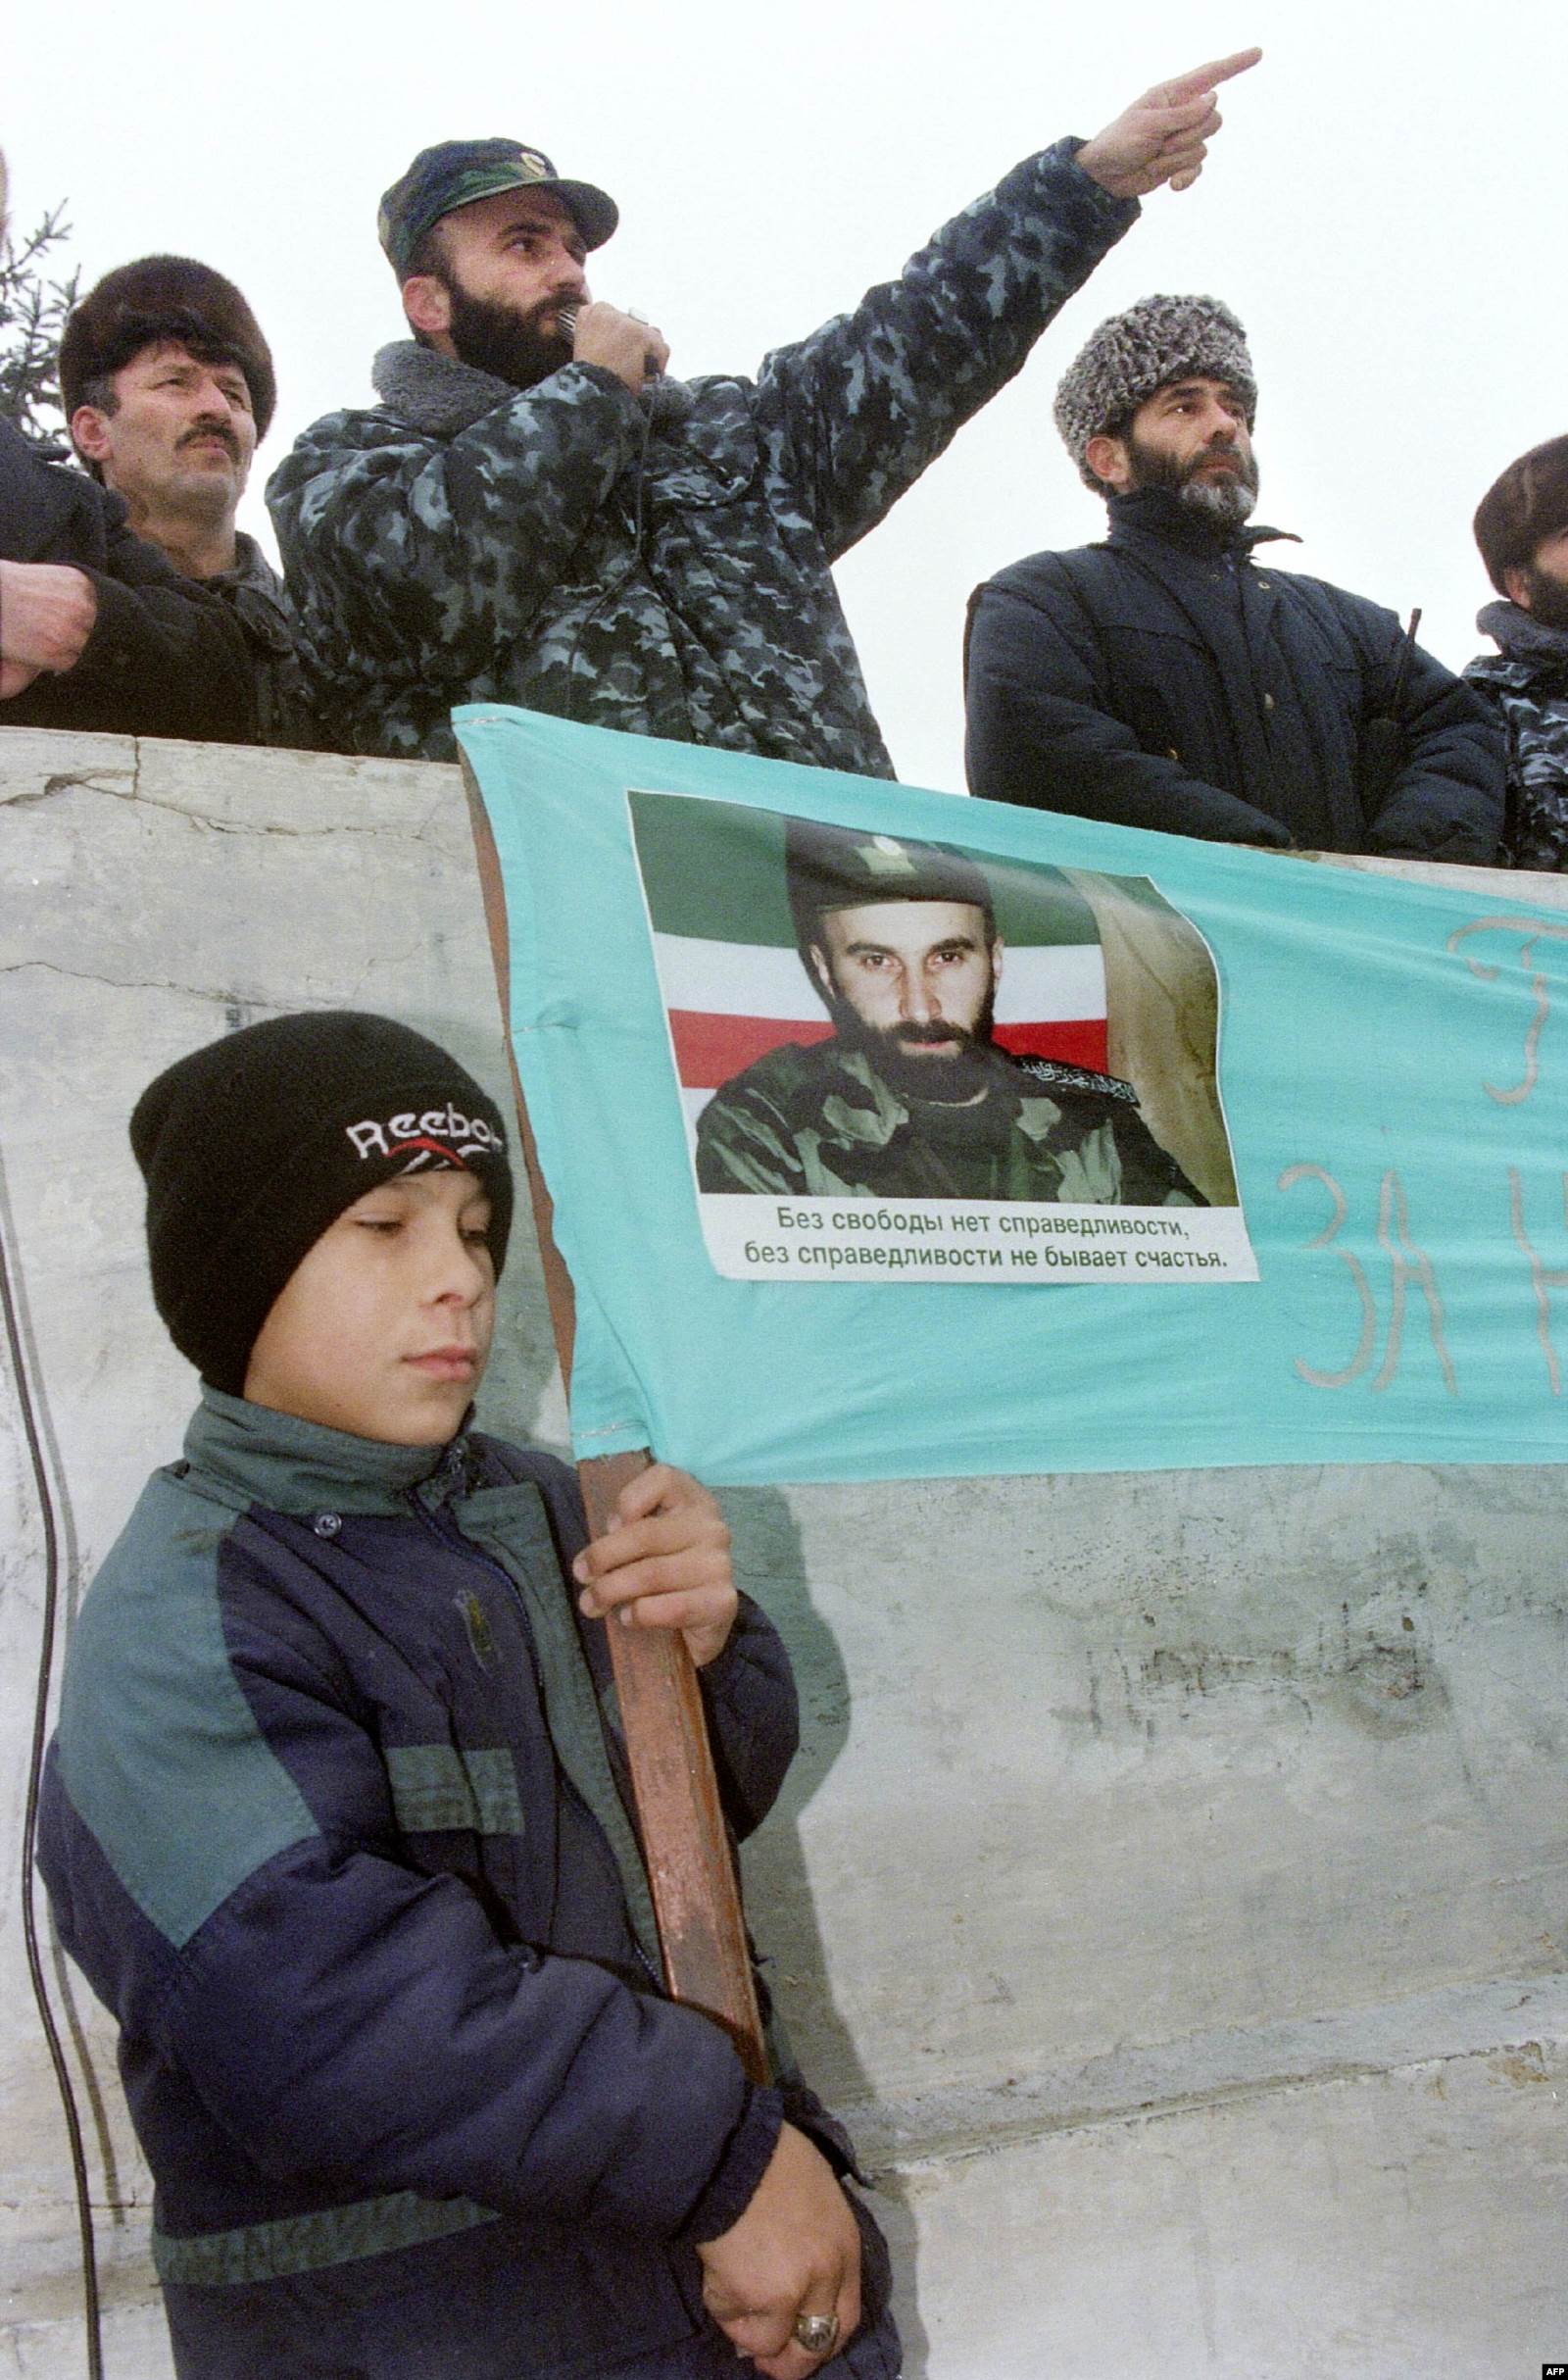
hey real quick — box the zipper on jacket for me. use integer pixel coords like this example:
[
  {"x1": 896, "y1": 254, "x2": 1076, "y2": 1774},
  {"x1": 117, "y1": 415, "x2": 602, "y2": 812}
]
[{"x1": 402, "y1": 1484, "x2": 662, "y2": 1990}]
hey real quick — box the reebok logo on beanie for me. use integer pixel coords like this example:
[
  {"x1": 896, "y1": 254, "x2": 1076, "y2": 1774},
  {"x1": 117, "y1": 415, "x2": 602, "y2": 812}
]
[
  {"x1": 131, "y1": 1009, "x2": 514, "y2": 1393},
  {"x1": 345, "y1": 1108, "x2": 507, "y2": 1165}
]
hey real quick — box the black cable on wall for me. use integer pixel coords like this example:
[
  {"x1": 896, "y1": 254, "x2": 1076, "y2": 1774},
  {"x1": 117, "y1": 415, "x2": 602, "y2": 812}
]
[{"x1": 1, "y1": 1173, "x2": 105, "y2": 2380}]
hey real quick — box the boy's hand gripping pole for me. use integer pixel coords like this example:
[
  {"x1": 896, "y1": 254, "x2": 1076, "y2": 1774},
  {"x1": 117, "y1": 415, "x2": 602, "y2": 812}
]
[{"x1": 464, "y1": 769, "x2": 768, "y2": 2083}]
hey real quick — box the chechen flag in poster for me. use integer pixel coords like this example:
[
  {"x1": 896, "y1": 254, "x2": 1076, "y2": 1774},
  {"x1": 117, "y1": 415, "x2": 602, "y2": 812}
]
[
  {"x1": 633, "y1": 790, "x2": 1110, "y2": 1144},
  {"x1": 622, "y1": 785, "x2": 1251, "y2": 1284},
  {"x1": 458, "y1": 706, "x2": 1568, "y2": 1482}
]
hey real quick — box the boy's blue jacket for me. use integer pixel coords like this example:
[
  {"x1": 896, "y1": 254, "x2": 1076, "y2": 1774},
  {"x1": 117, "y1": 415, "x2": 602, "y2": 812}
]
[{"x1": 37, "y1": 1390, "x2": 877, "y2": 2375}]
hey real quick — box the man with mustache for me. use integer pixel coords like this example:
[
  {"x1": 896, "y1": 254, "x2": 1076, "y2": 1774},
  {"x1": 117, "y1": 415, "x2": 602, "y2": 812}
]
[
  {"x1": 696, "y1": 820, "x2": 1201, "y2": 1204},
  {"x1": 60, "y1": 259, "x2": 317, "y2": 745},
  {"x1": 0, "y1": 156, "x2": 254, "y2": 744},
  {"x1": 965, "y1": 294, "x2": 1503, "y2": 859},
  {"x1": 267, "y1": 55, "x2": 1260, "y2": 766}
]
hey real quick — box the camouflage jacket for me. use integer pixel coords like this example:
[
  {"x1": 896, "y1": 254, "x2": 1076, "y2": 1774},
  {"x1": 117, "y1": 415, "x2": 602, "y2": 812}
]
[
  {"x1": 694, "y1": 1037, "x2": 1205, "y2": 1204},
  {"x1": 1465, "y1": 601, "x2": 1568, "y2": 870},
  {"x1": 266, "y1": 143, "x2": 1136, "y2": 765}
]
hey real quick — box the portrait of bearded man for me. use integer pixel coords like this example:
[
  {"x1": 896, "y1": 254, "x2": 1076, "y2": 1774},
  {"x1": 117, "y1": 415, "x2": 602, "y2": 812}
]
[{"x1": 695, "y1": 821, "x2": 1203, "y2": 1206}]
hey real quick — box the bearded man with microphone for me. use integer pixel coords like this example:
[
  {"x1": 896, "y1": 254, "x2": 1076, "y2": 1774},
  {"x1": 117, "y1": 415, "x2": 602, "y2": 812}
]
[{"x1": 270, "y1": 57, "x2": 1256, "y2": 766}]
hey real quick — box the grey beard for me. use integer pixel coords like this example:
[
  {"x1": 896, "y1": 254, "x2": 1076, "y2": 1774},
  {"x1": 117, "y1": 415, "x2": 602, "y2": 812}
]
[
  {"x1": 1178, "y1": 471, "x2": 1257, "y2": 530},
  {"x1": 1125, "y1": 430, "x2": 1259, "y2": 530}
]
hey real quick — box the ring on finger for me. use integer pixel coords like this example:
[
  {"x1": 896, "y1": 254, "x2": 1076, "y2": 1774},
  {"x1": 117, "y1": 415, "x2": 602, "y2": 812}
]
[{"x1": 793, "y1": 2309, "x2": 840, "y2": 2355}]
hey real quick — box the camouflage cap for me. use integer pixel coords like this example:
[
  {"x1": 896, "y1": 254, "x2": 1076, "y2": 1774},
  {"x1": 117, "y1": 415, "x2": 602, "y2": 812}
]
[
  {"x1": 786, "y1": 818, "x2": 995, "y2": 945},
  {"x1": 378, "y1": 138, "x2": 618, "y2": 274}
]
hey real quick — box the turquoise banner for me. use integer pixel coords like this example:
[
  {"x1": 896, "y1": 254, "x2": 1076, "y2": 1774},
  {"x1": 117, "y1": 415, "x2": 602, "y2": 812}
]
[{"x1": 459, "y1": 705, "x2": 1568, "y2": 1482}]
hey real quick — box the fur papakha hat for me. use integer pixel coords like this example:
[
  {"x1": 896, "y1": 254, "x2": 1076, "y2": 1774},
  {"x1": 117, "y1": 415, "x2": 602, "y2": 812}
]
[
  {"x1": 1473, "y1": 434, "x2": 1568, "y2": 596},
  {"x1": 1054, "y1": 294, "x2": 1256, "y2": 489},
  {"x1": 59, "y1": 256, "x2": 276, "y2": 438}
]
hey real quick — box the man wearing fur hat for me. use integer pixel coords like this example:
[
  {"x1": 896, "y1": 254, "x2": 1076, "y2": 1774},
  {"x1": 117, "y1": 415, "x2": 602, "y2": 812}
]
[
  {"x1": 1465, "y1": 435, "x2": 1568, "y2": 870},
  {"x1": 60, "y1": 258, "x2": 317, "y2": 746},
  {"x1": 269, "y1": 54, "x2": 1260, "y2": 766},
  {"x1": 0, "y1": 157, "x2": 254, "y2": 742},
  {"x1": 965, "y1": 294, "x2": 1502, "y2": 861}
]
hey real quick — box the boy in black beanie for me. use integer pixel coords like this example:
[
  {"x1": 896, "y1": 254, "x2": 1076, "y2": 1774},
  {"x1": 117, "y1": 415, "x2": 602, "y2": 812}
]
[{"x1": 37, "y1": 1011, "x2": 896, "y2": 2380}]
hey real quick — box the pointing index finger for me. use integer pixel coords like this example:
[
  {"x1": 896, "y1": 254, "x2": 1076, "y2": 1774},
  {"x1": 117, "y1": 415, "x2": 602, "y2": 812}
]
[{"x1": 1152, "y1": 46, "x2": 1262, "y2": 104}]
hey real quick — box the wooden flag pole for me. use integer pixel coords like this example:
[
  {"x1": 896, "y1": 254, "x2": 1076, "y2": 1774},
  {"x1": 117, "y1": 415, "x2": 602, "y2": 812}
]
[{"x1": 462, "y1": 764, "x2": 767, "y2": 2082}]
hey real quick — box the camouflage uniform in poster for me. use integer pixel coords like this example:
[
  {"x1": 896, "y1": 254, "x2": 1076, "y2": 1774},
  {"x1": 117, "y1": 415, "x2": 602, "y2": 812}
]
[
  {"x1": 695, "y1": 819, "x2": 1204, "y2": 1205},
  {"x1": 695, "y1": 1038, "x2": 1206, "y2": 1204},
  {"x1": 267, "y1": 143, "x2": 1139, "y2": 765}
]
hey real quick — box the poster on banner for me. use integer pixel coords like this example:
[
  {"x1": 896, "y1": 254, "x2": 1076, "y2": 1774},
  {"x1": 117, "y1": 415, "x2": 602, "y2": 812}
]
[
  {"x1": 458, "y1": 705, "x2": 1568, "y2": 1483},
  {"x1": 624, "y1": 789, "x2": 1258, "y2": 1283}
]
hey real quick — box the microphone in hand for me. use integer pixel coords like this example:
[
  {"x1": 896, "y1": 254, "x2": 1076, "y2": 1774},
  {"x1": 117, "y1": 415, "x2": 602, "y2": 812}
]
[{"x1": 558, "y1": 302, "x2": 691, "y2": 424}]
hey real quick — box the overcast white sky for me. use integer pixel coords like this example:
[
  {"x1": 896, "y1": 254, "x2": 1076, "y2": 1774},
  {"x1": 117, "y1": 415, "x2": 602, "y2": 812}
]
[{"x1": 10, "y1": 0, "x2": 1564, "y2": 793}]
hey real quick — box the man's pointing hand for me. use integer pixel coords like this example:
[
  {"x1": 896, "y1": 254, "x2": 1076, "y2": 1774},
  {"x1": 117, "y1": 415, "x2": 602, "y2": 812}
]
[{"x1": 1077, "y1": 47, "x2": 1261, "y2": 200}]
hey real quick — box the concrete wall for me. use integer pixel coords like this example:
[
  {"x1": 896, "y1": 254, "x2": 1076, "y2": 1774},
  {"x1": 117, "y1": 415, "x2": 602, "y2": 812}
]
[{"x1": 2, "y1": 726, "x2": 1564, "y2": 2378}]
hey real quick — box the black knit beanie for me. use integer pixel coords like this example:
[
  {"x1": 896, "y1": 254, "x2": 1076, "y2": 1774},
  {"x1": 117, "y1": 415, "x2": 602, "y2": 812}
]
[{"x1": 130, "y1": 1011, "x2": 514, "y2": 1393}]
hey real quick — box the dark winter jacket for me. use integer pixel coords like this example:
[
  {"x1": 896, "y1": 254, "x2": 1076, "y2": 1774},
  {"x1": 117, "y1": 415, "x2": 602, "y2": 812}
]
[
  {"x1": 37, "y1": 1391, "x2": 894, "y2": 2378},
  {"x1": 0, "y1": 417, "x2": 256, "y2": 742},
  {"x1": 1464, "y1": 600, "x2": 1568, "y2": 870},
  {"x1": 267, "y1": 142, "x2": 1138, "y2": 767},
  {"x1": 965, "y1": 487, "x2": 1504, "y2": 860},
  {"x1": 209, "y1": 531, "x2": 323, "y2": 750}
]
